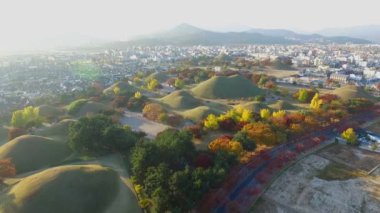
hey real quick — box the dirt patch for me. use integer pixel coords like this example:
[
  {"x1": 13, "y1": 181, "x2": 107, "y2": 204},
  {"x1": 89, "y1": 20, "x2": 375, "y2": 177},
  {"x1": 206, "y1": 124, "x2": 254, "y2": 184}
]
[
  {"x1": 318, "y1": 144, "x2": 380, "y2": 172},
  {"x1": 253, "y1": 150, "x2": 380, "y2": 213}
]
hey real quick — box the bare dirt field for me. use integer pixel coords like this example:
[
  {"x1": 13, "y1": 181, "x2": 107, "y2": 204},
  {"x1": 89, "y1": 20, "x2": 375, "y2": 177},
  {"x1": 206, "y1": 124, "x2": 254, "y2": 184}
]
[{"x1": 252, "y1": 145, "x2": 380, "y2": 213}]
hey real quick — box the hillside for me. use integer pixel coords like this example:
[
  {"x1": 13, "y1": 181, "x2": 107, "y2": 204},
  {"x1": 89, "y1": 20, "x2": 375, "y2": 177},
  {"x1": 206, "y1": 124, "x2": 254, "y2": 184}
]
[
  {"x1": 0, "y1": 165, "x2": 122, "y2": 213},
  {"x1": 106, "y1": 24, "x2": 370, "y2": 47},
  {"x1": 332, "y1": 85, "x2": 374, "y2": 101},
  {"x1": 160, "y1": 90, "x2": 202, "y2": 109},
  {"x1": 191, "y1": 75, "x2": 264, "y2": 99},
  {"x1": 317, "y1": 25, "x2": 380, "y2": 43},
  {"x1": 0, "y1": 135, "x2": 71, "y2": 174}
]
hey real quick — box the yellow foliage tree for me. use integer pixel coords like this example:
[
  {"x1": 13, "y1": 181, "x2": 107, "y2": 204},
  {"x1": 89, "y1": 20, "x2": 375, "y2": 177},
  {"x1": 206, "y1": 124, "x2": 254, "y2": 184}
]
[
  {"x1": 204, "y1": 114, "x2": 219, "y2": 130},
  {"x1": 260, "y1": 108, "x2": 271, "y2": 120},
  {"x1": 113, "y1": 86, "x2": 121, "y2": 96},
  {"x1": 11, "y1": 106, "x2": 41, "y2": 128},
  {"x1": 272, "y1": 110, "x2": 286, "y2": 119},
  {"x1": 147, "y1": 78, "x2": 159, "y2": 91},
  {"x1": 310, "y1": 93, "x2": 323, "y2": 110},
  {"x1": 134, "y1": 91, "x2": 142, "y2": 99},
  {"x1": 341, "y1": 128, "x2": 358, "y2": 145},
  {"x1": 240, "y1": 109, "x2": 252, "y2": 122}
]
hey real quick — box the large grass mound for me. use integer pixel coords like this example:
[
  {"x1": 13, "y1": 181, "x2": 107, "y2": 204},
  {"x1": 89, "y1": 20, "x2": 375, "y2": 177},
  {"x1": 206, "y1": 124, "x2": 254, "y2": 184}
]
[
  {"x1": 236, "y1": 101, "x2": 266, "y2": 112},
  {"x1": 146, "y1": 72, "x2": 170, "y2": 83},
  {"x1": 332, "y1": 85, "x2": 374, "y2": 101},
  {"x1": 268, "y1": 100, "x2": 296, "y2": 111},
  {"x1": 0, "y1": 135, "x2": 71, "y2": 174},
  {"x1": 34, "y1": 119, "x2": 76, "y2": 142},
  {"x1": 103, "y1": 82, "x2": 136, "y2": 95},
  {"x1": 75, "y1": 101, "x2": 110, "y2": 117},
  {"x1": 37, "y1": 105, "x2": 63, "y2": 119},
  {"x1": 0, "y1": 165, "x2": 120, "y2": 213},
  {"x1": 191, "y1": 75, "x2": 264, "y2": 99},
  {"x1": 180, "y1": 106, "x2": 217, "y2": 122},
  {"x1": 160, "y1": 90, "x2": 202, "y2": 109},
  {"x1": 0, "y1": 126, "x2": 7, "y2": 145}
]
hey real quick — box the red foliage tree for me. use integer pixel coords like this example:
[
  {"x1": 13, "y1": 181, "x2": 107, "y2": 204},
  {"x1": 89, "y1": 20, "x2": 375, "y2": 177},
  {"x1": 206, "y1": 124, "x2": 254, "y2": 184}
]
[
  {"x1": 194, "y1": 153, "x2": 213, "y2": 168},
  {"x1": 218, "y1": 118, "x2": 237, "y2": 131},
  {"x1": 0, "y1": 158, "x2": 16, "y2": 179}
]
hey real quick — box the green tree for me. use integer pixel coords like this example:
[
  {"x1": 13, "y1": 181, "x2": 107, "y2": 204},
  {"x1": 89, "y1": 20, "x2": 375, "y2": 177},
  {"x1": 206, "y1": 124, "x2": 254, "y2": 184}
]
[
  {"x1": 233, "y1": 131, "x2": 256, "y2": 151},
  {"x1": 68, "y1": 115, "x2": 140, "y2": 155}
]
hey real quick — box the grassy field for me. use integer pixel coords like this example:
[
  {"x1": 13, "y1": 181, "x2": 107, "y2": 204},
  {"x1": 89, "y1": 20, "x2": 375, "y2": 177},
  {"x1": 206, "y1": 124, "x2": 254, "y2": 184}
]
[
  {"x1": 159, "y1": 90, "x2": 202, "y2": 110},
  {"x1": 256, "y1": 68, "x2": 299, "y2": 78},
  {"x1": 332, "y1": 85, "x2": 374, "y2": 101},
  {"x1": 191, "y1": 75, "x2": 264, "y2": 99},
  {"x1": 0, "y1": 165, "x2": 120, "y2": 213},
  {"x1": 0, "y1": 135, "x2": 71, "y2": 174}
]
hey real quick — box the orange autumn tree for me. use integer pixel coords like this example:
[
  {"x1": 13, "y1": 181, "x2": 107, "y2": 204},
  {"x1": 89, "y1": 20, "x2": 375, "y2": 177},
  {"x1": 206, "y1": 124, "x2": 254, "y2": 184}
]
[
  {"x1": 243, "y1": 122, "x2": 280, "y2": 146},
  {"x1": 208, "y1": 136, "x2": 243, "y2": 155}
]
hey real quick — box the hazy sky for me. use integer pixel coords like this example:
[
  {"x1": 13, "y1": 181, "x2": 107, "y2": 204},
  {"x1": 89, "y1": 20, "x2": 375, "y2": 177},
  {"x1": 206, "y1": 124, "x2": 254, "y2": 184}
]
[{"x1": 0, "y1": 0, "x2": 379, "y2": 51}]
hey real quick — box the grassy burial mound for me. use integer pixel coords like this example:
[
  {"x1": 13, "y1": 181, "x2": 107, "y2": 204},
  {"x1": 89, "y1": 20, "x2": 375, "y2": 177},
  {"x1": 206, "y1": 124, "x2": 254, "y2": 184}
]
[
  {"x1": 0, "y1": 165, "x2": 122, "y2": 213},
  {"x1": 146, "y1": 72, "x2": 170, "y2": 83},
  {"x1": 0, "y1": 126, "x2": 7, "y2": 145},
  {"x1": 268, "y1": 100, "x2": 296, "y2": 111},
  {"x1": 332, "y1": 85, "x2": 374, "y2": 101},
  {"x1": 160, "y1": 90, "x2": 202, "y2": 110},
  {"x1": 191, "y1": 75, "x2": 264, "y2": 99},
  {"x1": 34, "y1": 119, "x2": 76, "y2": 142},
  {"x1": 180, "y1": 106, "x2": 216, "y2": 122},
  {"x1": 75, "y1": 101, "x2": 110, "y2": 117},
  {"x1": 37, "y1": 105, "x2": 63, "y2": 120},
  {"x1": 0, "y1": 135, "x2": 71, "y2": 174},
  {"x1": 236, "y1": 101, "x2": 266, "y2": 113},
  {"x1": 103, "y1": 82, "x2": 136, "y2": 96},
  {"x1": 67, "y1": 99, "x2": 110, "y2": 117}
]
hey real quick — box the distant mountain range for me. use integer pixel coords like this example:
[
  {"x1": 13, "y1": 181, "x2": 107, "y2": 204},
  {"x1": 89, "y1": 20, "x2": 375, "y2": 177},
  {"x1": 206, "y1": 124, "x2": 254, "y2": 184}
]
[
  {"x1": 316, "y1": 25, "x2": 380, "y2": 43},
  {"x1": 107, "y1": 23, "x2": 371, "y2": 47}
]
